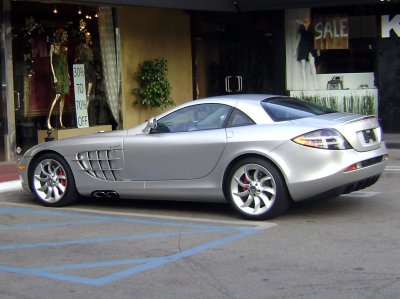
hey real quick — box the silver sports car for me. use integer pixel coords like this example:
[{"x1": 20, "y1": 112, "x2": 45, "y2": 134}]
[{"x1": 18, "y1": 94, "x2": 388, "y2": 219}]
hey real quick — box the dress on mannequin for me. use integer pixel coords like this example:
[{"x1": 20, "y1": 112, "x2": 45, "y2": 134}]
[
  {"x1": 75, "y1": 21, "x2": 97, "y2": 107},
  {"x1": 296, "y1": 18, "x2": 319, "y2": 90},
  {"x1": 47, "y1": 28, "x2": 70, "y2": 130}
]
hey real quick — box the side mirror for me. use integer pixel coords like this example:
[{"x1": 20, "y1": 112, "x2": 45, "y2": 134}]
[{"x1": 143, "y1": 117, "x2": 157, "y2": 133}]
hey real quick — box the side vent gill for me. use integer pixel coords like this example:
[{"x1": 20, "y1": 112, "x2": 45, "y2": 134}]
[{"x1": 75, "y1": 150, "x2": 123, "y2": 181}]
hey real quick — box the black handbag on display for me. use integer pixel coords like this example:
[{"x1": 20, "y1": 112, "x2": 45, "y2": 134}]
[{"x1": 327, "y1": 76, "x2": 343, "y2": 90}]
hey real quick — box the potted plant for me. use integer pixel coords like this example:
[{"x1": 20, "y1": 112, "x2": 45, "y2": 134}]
[{"x1": 132, "y1": 58, "x2": 174, "y2": 109}]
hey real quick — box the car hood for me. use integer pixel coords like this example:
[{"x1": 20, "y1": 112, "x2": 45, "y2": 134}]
[{"x1": 291, "y1": 113, "x2": 384, "y2": 152}]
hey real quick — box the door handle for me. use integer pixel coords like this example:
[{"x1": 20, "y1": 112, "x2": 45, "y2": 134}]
[
  {"x1": 236, "y1": 76, "x2": 243, "y2": 92},
  {"x1": 225, "y1": 76, "x2": 232, "y2": 92},
  {"x1": 14, "y1": 91, "x2": 20, "y2": 111},
  {"x1": 226, "y1": 130, "x2": 234, "y2": 138}
]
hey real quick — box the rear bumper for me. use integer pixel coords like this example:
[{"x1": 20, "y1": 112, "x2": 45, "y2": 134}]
[
  {"x1": 301, "y1": 173, "x2": 381, "y2": 201},
  {"x1": 287, "y1": 156, "x2": 387, "y2": 201},
  {"x1": 269, "y1": 141, "x2": 388, "y2": 202}
]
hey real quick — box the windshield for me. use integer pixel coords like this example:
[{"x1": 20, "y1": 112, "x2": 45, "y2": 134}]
[{"x1": 261, "y1": 97, "x2": 336, "y2": 122}]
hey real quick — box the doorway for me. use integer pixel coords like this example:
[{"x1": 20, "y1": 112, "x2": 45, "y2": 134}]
[
  {"x1": 0, "y1": 47, "x2": 4, "y2": 161},
  {"x1": 192, "y1": 11, "x2": 286, "y2": 98}
]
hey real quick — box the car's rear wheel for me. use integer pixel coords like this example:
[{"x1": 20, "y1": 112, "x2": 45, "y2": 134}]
[
  {"x1": 30, "y1": 153, "x2": 78, "y2": 207},
  {"x1": 226, "y1": 157, "x2": 290, "y2": 220}
]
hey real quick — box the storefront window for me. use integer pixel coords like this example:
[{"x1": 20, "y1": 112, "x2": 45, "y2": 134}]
[
  {"x1": 11, "y1": 2, "x2": 117, "y2": 152},
  {"x1": 286, "y1": 8, "x2": 378, "y2": 116},
  {"x1": 286, "y1": 8, "x2": 377, "y2": 90},
  {"x1": 313, "y1": 12, "x2": 376, "y2": 75}
]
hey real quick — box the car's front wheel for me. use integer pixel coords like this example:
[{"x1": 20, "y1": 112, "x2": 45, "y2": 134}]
[
  {"x1": 30, "y1": 153, "x2": 78, "y2": 207},
  {"x1": 226, "y1": 158, "x2": 290, "y2": 220}
]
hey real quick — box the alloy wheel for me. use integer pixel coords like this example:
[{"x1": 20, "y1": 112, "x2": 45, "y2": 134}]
[
  {"x1": 229, "y1": 163, "x2": 277, "y2": 216},
  {"x1": 33, "y1": 158, "x2": 67, "y2": 203}
]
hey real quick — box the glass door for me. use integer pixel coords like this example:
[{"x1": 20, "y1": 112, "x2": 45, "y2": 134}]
[
  {"x1": 192, "y1": 11, "x2": 285, "y2": 98},
  {"x1": 11, "y1": 2, "x2": 67, "y2": 153},
  {"x1": 0, "y1": 72, "x2": 4, "y2": 162},
  {"x1": 1, "y1": 0, "x2": 8, "y2": 161},
  {"x1": 0, "y1": 40, "x2": 4, "y2": 161}
]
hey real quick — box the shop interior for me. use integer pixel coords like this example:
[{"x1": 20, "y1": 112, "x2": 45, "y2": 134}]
[{"x1": 11, "y1": 1, "x2": 116, "y2": 153}]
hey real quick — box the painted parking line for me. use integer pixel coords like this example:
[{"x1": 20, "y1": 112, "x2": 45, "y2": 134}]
[
  {"x1": 0, "y1": 227, "x2": 259, "y2": 286},
  {"x1": 385, "y1": 165, "x2": 400, "y2": 171},
  {"x1": 341, "y1": 191, "x2": 381, "y2": 198},
  {"x1": 2, "y1": 201, "x2": 275, "y2": 229},
  {"x1": 0, "y1": 205, "x2": 274, "y2": 286}
]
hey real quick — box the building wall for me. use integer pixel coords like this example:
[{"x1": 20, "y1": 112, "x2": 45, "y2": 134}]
[{"x1": 118, "y1": 6, "x2": 193, "y2": 129}]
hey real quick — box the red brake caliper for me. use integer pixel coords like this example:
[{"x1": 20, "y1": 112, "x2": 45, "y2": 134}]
[
  {"x1": 239, "y1": 174, "x2": 249, "y2": 192},
  {"x1": 59, "y1": 169, "x2": 66, "y2": 186}
]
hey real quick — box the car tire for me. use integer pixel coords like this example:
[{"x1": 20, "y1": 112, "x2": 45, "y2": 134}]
[
  {"x1": 226, "y1": 157, "x2": 290, "y2": 220},
  {"x1": 29, "y1": 153, "x2": 78, "y2": 207}
]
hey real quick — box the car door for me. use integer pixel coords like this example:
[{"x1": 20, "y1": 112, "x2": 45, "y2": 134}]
[{"x1": 123, "y1": 103, "x2": 232, "y2": 181}]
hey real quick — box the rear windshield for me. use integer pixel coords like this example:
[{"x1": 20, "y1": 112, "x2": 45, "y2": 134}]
[{"x1": 261, "y1": 97, "x2": 336, "y2": 122}]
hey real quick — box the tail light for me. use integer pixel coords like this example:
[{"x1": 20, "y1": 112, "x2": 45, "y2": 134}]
[{"x1": 292, "y1": 129, "x2": 352, "y2": 150}]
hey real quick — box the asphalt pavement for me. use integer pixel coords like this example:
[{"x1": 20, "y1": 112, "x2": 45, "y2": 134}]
[{"x1": 0, "y1": 143, "x2": 399, "y2": 298}]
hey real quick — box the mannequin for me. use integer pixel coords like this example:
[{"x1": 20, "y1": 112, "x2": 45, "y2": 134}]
[
  {"x1": 74, "y1": 20, "x2": 97, "y2": 107},
  {"x1": 47, "y1": 28, "x2": 70, "y2": 130},
  {"x1": 295, "y1": 17, "x2": 319, "y2": 90}
]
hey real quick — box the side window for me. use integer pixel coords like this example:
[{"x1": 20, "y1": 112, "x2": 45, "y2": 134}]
[
  {"x1": 154, "y1": 103, "x2": 232, "y2": 133},
  {"x1": 227, "y1": 108, "x2": 255, "y2": 128}
]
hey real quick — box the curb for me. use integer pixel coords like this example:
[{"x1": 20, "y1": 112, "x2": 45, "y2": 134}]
[{"x1": 0, "y1": 180, "x2": 22, "y2": 192}]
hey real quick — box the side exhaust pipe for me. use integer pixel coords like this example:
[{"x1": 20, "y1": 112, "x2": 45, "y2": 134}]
[
  {"x1": 106, "y1": 191, "x2": 119, "y2": 199},
  {"x1": 91, "y1": 191, "x2": 120, "y2": 199},
  {"x1": 92, "y1": 191, "x2": 106, "y2": 198}
]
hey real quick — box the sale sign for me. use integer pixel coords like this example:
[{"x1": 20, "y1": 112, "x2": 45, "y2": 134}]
[
  {"x1": 72, "y1": 64, "x2": 89, "y2": 128},
  {"x1": 314, "y1": 15, "x2": 349, "y2": 50}
]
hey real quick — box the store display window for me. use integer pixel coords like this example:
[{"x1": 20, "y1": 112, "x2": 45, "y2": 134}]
[
  {"x1": 286, "y1": 7, "x2": 378, "y2": 116},
  {"x1": 287, "y1": 7, "x2": 377, "y2": 91},
  {"x1": 11, "y1": 2, "x2": 118, "y2": 151}
]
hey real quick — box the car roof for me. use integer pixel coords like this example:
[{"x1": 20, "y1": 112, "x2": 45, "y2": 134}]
[
  {"x1": 152, "y1": 94, "x2": 289, "y2": 123},
  {"x1": 196, "y1": 94, "x2": 280, "y2": 103}
]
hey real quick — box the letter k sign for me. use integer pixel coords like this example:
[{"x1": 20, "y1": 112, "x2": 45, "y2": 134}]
[{"x1": 382, "y1": 15, "x2": 400, "y2": 38}]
